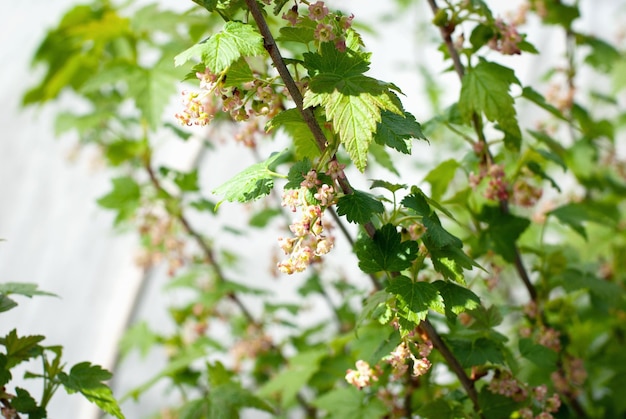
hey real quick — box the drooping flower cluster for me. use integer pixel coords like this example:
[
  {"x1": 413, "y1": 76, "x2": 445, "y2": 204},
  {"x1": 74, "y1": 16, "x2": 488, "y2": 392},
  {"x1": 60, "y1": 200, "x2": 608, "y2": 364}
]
[
  {"x1": 384, "y1": 337, "x2": 433, "y2": 381},
  {"x1": 517, "y1": 384, "x2": 562, "y2": 419},
  {"x1": 134, "y1": 208, "x2": 187, "y2": 276},
  {"x1": 488, "y1": 370, "x2": 528, "y2": 402},
  {"x1": 281, "y1": 1, "x2": 354, "y2": 51},
  {"x1": 345, "y1": 360, "x2": 379, "y2": 389},
  {"x1": 488, "y1": 18, "x2": 523, "y2": 55},
  {"x1": 469, "y1": 163, "x2": 510, "y2": 202},
  {"x1": 277, "y1": 170, "x2": 338, "y2": 274},
  {"x1": 176, "y1": 68, "x2": 284, "y2": 147}
]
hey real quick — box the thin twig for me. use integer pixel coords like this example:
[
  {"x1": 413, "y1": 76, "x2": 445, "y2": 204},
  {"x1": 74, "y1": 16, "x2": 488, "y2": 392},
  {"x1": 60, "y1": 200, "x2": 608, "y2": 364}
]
[
  {"x1": 425, "y1": 0, "x2": 537, "y2": 302},
  {"x1": 143, "y1": 157, "x2": 257, "y2": 325}
]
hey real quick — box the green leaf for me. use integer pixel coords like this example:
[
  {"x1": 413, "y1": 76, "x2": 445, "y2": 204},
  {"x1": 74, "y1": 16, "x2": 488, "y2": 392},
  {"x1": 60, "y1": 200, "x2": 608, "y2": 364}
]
[
  {"x1": 548, "y1": 202, "x2": 617, "y2": 240},
  {"x1": 119, "y1": 322, "x2": 159, "y2": 359},
  {"x1": 175, "y1": 22, "x2": 265, "y2": 73},
  {"x1": 249, "y1": 208, "x2": 282, "y2": 228},
  {"x1": 267, "y1": 109, "x2": 321, "y2": 160},
  {"x1": 417, "y1": 398, "x2": 465, "y2": 419},
  {"x1": 368, "y1": 142, "x2": 399, "y2": 176},
  {"x1": 555, "y1": 268, "x2": 623, "y2": 307},
  {"x1": 13, "y1": 388, "x2": 46, "y2": 418},
  {"x1": 423, "y1": 159, "x2": 460, "y2": 201},
  {"x1": 284, "y1": 159, "x2": 313, "y2": 190},
  {"x1": 127, "y1": 63, "x2": 180, "y2": 131},
  {"x1": 209, "y1": 382, "x2": 274, "y2": 418},
  {"x1": 518, "y1": 338, "x2": 557, "y2": 370},
  {"x1": 374, "y1": 110, "x2": 427, "y2": 154},
  {"x1": 369, "y1": 179, "x2": 407, "y2": 193},
  {"x1": 478, "y1": 387, "x2": 521, "y2": 419},
  {"x1": 3, "y1": 330, "x2": 45, "y2": 368},
  {"x1": 258, "y1": 349, "x2": 327, "y2": 406},
  {"x1": 459, "y1": 59, "x2": 521, "y2": 149},
  {"x1": 0, "y1": 283, "x2": 57, "y2": 298},
  {"x1": 432, "y1": 280, "x2": 481, "y2": 321},
  {"x1": 447, "y1": 337, "x2": 504, "y2": 368},
  {"x1": 313, "y1": 387, "x2": 387, "y2": 419},
  {"x1": 303, "y1": 43, "x2": 402, "y2": 171},
  {"x1": 222, "y1": 57, "x2": 255, "y2": 87},
  {"x1": 476, "y1": 206, "x2": 530, "y2": 263},
  {"x1": 277, "y1": 26, "x2": 315, "y2": 45},
  {"x1": 0, "y1": 295, "x2": 17, "y2": 313},
  {"x1": 577, "y1": 34, "x2": 620, "y2": 73},
  {"x1": 355, "y1": 224, "x2": 419, "y2": 273},
  {"x1": 59, "y1": 362, "x2": 124, "y2": 418},
  {"x1": 522, "y1": 86, "x2": 567, "y2": 121},
  {"x1": 387, "y1": 276, "x2": 443, "y2": 324},
  {"x1": 212, "y1": 150, "x2": 287, "y2": 208},
  {"x1": 0, "y1": 355, "x2": 11, "y2": 386},
  {"x1": 336, "y1": 190, "x2": 384, "y2": 224},
  {"x1": 401, "y1": 191, "x2": 462, "y2": 249},
  {"x1": 526, "y1": 160, "x2": 561, "y2": 192},
  {"x1": 97, "y1": 177, "x2": 141, "y2": 224}
]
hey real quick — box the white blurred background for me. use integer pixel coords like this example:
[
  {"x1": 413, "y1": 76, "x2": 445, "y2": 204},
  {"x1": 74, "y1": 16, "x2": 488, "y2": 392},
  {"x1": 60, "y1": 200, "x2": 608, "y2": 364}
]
[{"x1": 0, "y1": 0, "x2": 622, "y2": 417}]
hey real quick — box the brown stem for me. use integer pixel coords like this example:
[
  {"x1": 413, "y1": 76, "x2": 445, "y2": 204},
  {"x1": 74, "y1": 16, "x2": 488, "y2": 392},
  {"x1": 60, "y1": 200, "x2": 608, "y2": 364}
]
[
  {"x1": 143, "y1": 158, "x2": 257, "y2": 325},
  {"x1": 244, "y1": 0, "x2": 481, "y2": 411},
  {"x1": 425, "y1": 0, "x2": 537, "y2": 303}
]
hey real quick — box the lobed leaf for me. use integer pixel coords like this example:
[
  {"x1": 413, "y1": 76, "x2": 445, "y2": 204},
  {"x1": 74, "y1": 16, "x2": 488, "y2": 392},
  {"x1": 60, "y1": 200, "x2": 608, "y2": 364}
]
[
  {"x1": 175, "y1": 22, "x2": 265, "y2": 73},
  {"x1": 212, "y1": 151, "x2": 287, "y2": 208},
  {"x1": 387, "y1": 276, "x2": 443, "y2": 325},
  {"x1": 336, "y1": 190, "x2": 384, "y2": 224},
  {"x1": 355, "y1": 224, "x2": 419, "y2": 273}
]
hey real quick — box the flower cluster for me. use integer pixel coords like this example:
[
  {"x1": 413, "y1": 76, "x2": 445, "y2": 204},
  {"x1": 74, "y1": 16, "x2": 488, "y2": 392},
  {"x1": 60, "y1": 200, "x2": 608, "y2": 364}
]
[
  {"x1": 281, "y1": 1, "x2": 354, "y2": 51},
  {"x1": 134, "y1": 208, "x2": 186, "y2": 276},
  {"x1": 488, "y1": 370, "x2": 528, "y2": 402},
  {"x1": 277, "y1": 170, "x2": 337, "y2": 274},
  {"x1": 345, "y1": 360, "x2": 379, "y2": 389},
  {"x1": 176, "y1": 68, "x2": 284, "y2": 147},
  {"x1": 469, "y1": 163, "x2": 510, "y2": 202},
  {"x1": 384, "y1": 338, "x2": 433, "y2": 381},
  {"x1": 488, "y1": 18, "x2": 523, "y2": 55},
  {"x1": 517, "y1": 384, "x2": 562, "y2": 419}
]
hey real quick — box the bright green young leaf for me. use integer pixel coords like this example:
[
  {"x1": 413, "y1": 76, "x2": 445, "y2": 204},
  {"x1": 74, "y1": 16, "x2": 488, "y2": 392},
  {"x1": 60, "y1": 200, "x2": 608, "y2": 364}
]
[
  {"x1": 313, "y1": 387, "x2": 387, "y2": 419},
  {"x1": 58, "y1": 362, "x2": 124, "y2": 419},
  {"x1": 447, "y1": 337, "x2": 504, "y2": 368},
  {"x1": 175, "y1": 22, "x2": 265, "y2": 73},
  {"x1": 303, "y1": 43, "x2": 403, "y2": 171},
  {"x1": 424, "y1": 159, "x2": 460, "y2": 201},
  {"x1": 127, "y1": 63, "x2": 181, "y2": 131},
  {"x1": 267, "y1": 109, "x2": 321, "y2": 159},
  {"x1": 212, "y1": 151, "x2": 287, "y2": 208},
  {"x1": 432, "y1": 280, "x2": 481, "y2": 321},
  {"x1": 355, "y1": 224, "x2": 419, "y2": 273},
  {"x1": 518, "y1": 338, "x2": 557, "y2": 370},
  {"x1": 336, "y1": 190, "x2": 384, "y2": 224},
  {"x1": 428, "y1": 244, "x2": 479, "y2": 283},
  {"x1": 387, "y1": 276, "x2": 443, "y2": 325},
  {"x1": 97, "y1": 176, "x2": 141, "y2": 224},
  {"x1": 0, "y1": 283, "x2": 57, "y2": 298},
  {"x1": 223, "y1": 57, "x2": 255, "y2": 87},
  {"x1": 459, "y1": 59, "x2": 521, "y2": 149},
  {"x1": 119, "y1": 322, "x2": 159, "y2": 359},
  {"x1": 476, "y1": 205, "x2": 530, "y2": 263},
  {"x1": 258, "y1": 349, "x2": 327, "y2": 406},
  {"x1": 4, "y1": 330, "x2": 45, "y2": 368},
  {"x1": 374, "y1": 110, "x2": 427, "y2": 154},
  {"x1": 209, "y1": 382, "x2": 274, "y2": 418}
]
